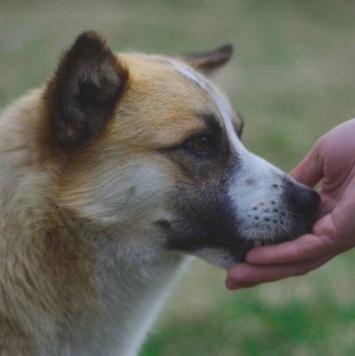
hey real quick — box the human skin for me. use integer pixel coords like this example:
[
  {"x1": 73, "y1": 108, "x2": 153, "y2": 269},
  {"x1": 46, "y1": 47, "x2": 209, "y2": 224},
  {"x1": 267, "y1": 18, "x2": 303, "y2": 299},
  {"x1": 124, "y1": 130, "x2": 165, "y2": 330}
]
[{"x1": 226, "y1": 118, "x2": 355, "y2": 289}]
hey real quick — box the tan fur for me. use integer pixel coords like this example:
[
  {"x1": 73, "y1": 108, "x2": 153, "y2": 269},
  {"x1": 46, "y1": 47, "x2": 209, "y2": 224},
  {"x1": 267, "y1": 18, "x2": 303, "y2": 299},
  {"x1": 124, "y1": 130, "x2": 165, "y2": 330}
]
[
  {"x1": 0, "y1": 40, "x2": 235, "y2": 353},
  {"x1": 0, "y1": 90, "x2": 100, "y2": 353}
]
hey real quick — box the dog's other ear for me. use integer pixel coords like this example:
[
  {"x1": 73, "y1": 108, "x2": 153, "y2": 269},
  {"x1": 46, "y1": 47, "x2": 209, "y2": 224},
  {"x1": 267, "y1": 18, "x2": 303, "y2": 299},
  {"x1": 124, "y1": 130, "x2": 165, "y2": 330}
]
[
  {"x1": 46, "y1": 31, "x2": 128, "y2": 150},
  {"x1": 177, "y1": 44, "x2": 233, "y2": 75}
]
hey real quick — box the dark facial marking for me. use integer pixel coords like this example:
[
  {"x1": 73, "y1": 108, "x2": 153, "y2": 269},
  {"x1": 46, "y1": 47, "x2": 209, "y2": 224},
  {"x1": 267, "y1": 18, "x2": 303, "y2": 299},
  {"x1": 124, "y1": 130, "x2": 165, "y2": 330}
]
[
  {"x1": 201, "y1": 114, "x2": 223, "y2": 137},
  {"x1": 163, "y1": 151, "x2": 254, "y2": 262},
  {"x1": 231, "y1": 113, "x2": 244, "y2": 138},
  {"x1": 245, "y1": 178, "x2": 254, "y2": 186},
  {"x1": 154, "y1": 219, "x2": 172, "y2": 230}
]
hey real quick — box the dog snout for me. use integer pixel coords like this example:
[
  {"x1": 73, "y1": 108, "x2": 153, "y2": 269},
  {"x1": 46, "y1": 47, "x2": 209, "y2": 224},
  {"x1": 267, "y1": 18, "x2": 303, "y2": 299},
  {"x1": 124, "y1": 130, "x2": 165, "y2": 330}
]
[{"x1": 288, "y1": 184, "x2": 321, "y2": 219}]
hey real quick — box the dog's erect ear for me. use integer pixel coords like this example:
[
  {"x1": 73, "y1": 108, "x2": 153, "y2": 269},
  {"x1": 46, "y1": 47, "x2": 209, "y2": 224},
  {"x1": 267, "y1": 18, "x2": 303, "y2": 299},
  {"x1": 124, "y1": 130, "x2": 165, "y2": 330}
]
[
  {"x1": 177, "y1": 44, "x2": 233, "y2": 75},
  {"x1": 46, "y1": 31, "x2": 128, "y2": 150}
]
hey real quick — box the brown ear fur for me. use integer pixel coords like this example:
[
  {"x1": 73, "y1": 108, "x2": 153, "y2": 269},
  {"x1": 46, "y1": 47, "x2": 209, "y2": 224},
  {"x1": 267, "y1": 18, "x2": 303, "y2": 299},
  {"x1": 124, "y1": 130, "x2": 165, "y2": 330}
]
[
  {"x1": 45, "y1": 31, "x2": 128, "y2": 150},
  {"x1": 177, "y1": 44, "x2": 233, "y2": 75}
]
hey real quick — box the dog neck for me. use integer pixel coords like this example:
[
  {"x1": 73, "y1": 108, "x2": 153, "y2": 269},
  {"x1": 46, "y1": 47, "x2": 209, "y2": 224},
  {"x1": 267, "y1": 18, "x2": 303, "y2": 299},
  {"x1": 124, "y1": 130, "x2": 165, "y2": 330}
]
[{"x1": 83, "y1": 229, "x2": 186, "y2": 356}]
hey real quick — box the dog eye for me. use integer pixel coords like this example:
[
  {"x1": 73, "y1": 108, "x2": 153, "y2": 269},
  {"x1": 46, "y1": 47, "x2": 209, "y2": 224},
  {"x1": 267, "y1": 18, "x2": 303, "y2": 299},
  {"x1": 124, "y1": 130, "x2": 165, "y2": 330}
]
[{"x1": 186, "y1": 136, "x2": 212, "y2": 154}]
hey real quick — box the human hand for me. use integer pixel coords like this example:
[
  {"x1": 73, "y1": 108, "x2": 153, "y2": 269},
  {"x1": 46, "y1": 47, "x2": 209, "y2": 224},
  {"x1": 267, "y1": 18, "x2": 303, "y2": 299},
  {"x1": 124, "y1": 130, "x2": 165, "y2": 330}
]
[{"x1": 226, "y1": 118, "x2": 355, "y2": 289}]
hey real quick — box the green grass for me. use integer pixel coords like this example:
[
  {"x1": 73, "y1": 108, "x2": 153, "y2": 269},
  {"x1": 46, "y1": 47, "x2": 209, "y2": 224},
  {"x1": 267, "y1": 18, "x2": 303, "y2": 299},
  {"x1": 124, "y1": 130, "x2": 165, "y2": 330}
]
[
  {"x1": 1, "y1": 0, "x2": 355, "y2": 354},
  {"x1": 144, "y1": 298, "x2": 355, "y2": 355}
]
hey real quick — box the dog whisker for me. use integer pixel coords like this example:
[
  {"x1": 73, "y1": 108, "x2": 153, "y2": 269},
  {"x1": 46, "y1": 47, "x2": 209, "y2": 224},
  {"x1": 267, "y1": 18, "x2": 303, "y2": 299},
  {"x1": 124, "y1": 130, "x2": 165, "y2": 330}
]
[
  {"x1": 277, "y1": 208, "x2": 303, "y2": 218},
  {"x1": 238, "y1": 234, "x2": 251, "y2": 262},
  {"x1": 276, "y1": 221, "x2": 294, "y2": 240}
]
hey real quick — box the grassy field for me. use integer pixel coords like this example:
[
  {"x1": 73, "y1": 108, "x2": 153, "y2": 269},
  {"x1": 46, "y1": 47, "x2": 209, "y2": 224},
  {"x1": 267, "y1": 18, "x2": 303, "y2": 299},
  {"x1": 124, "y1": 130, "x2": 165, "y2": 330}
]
[{"x1": 1, "y1": 0, "x2": 355, "y2": 355}]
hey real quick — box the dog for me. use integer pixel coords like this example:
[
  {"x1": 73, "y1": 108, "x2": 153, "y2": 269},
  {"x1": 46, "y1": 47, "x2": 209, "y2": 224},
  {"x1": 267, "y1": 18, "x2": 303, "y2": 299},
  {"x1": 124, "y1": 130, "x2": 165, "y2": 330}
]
[{"x1": 0, "y1": 31, "x2": 320, "y2": 355}]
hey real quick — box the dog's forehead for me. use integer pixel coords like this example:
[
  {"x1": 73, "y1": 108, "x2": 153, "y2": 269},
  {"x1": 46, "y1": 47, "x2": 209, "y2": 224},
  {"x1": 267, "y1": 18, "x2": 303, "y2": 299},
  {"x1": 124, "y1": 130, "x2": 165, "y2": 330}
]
[
  {"x1": 168, "y1": 59, "x2": 243, "y2": 131},
  {"x1": 118, "y1": 54, "x2": 241, "y2": 133}
]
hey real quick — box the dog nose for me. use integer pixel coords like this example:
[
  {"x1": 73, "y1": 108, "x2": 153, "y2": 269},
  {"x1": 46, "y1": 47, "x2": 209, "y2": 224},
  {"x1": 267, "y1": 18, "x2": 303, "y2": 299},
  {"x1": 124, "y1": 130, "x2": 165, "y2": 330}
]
[{"x1": 290, "y1": 185, "x2": 321, "y2": 218}]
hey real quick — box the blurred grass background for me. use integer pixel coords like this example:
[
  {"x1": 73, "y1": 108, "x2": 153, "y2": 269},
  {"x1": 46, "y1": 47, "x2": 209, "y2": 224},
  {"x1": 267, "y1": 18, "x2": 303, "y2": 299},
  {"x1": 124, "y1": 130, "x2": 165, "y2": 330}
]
[{"x1": 1, "y1": 0, "x2": 355, "y2": 355}]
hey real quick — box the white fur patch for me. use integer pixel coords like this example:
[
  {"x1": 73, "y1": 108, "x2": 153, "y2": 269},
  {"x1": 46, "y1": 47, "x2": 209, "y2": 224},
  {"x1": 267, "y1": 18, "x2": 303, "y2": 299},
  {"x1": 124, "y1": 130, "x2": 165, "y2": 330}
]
[{"x1": 193, "y1": 248, "x2": 237, "y2": 269}]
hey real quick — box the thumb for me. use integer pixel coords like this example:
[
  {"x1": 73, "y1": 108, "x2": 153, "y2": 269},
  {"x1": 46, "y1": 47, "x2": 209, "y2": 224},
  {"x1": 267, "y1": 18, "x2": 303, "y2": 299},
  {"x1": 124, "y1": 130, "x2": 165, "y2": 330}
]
[{"x1": 290, "y1": 143, "x2": 323, "y2": 188}]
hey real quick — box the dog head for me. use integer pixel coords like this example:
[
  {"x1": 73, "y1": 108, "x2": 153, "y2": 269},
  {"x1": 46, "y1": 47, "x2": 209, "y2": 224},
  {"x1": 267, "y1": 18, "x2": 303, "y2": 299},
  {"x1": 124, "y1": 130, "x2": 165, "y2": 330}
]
[{"x1": 45, "y1": 32, "x2": 320, "y2": 268}]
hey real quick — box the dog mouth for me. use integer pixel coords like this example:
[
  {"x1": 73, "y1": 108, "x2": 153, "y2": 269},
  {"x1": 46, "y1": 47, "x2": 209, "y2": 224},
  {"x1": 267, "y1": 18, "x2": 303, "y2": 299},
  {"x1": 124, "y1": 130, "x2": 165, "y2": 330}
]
[
  {"x1": 164, "y1": 183, "x2": 320, "y2": 266},
  {"x1": 212, "y1": 237, "x2": 268, "y2": 263},
  {"x1": 223, "y1": 208, "x2": 318, "y2": 263},
  {"x1": 212, "y1": 237, "x2": 257, "y2": 262},
  {"x1": 213, "y1": 223, "x2": 311, "y2": 263},
  {"x1": 165, "y1": 215, "x2": 315, "y2": 265}
]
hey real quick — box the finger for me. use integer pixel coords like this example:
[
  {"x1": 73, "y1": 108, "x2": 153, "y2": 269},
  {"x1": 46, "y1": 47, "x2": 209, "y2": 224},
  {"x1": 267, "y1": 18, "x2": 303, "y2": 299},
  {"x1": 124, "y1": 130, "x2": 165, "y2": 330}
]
[
  {"x1": 290, "y1": 145, "x2": 323, "y2": 188},
  {"x1": 225, "y1": 279, "x2": 257, "y2": 290},
  {"x1": 226, "y1": 254, "x2": 333, "y2": 289},
  {"x1": 245, "y1": 233, "x2": 337, "y2": 265}
]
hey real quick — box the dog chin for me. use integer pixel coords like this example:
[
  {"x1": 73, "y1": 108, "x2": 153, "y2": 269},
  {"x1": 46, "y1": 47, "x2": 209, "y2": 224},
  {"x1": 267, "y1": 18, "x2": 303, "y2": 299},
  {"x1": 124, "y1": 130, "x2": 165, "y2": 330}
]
[
  {"x1": 192, "y1": 229, "x2": 309, "y2": 269},
  {"x1": 190, "y1": 242, "x2": 254, "y2": 269},
  {"x1": 192, "y1": 247, "x2": 241, "y2": 269}
]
